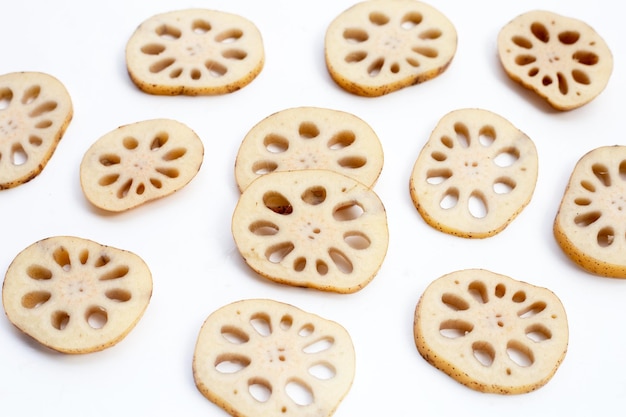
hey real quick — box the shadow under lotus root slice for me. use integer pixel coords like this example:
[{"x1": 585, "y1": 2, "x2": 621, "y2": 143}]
[
  {"x1": 125, "y1": 8, "x2": 265, "y2": 96},
  {"x1": 324, "y1": 0, "x2": 457, "y2": 97},
  {"x1": 2, "y1": 236, "x2": 153, "y2": 354},
  {"x1": 80, "y1": 118, "x2": 204, "y2": 212},
  {"x1": 234, "y1": 106, "x2": 384, "y2": 192},
  {"x1": 414, "y1": 269, "x2": 569, "y2": 394},
  {"x1": 192, "y1": 298, "x2": 355, "y2": 417},
  {"x1": 497, "y1": 9, "x2": 613, "y2": 111},
  {"x1": 409, "y1": 108, "x2": 538, "y2": 238},
  {"x1": 0, "y1": 71, "x2": 73, "y2": 189},
  {"x1": 231, "y1": 169, "x2": 389, "y2": 293},
  {"x1": 554, "y1": 145, "x2": 626, "y2": 278}
]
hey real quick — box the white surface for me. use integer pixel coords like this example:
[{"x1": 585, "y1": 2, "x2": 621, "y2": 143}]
[{"x1": 1, "y1": 0, "x2": 624, "y2": 415}]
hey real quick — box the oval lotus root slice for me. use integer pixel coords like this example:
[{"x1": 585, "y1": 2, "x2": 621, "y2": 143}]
[
  {"x1": 231, "y1": 169, "x2": 389, "y2": 293},
  {"x1": 80, "y1": 118, "x2": 204, "y2": 212},
  {"x1": 126, "y1": 8, "x2": 265, "y2": 95},
  {"x1": 554, "y1": 145, "x2": 626, "y2": 278},
  {"x1": 0, "y1": 71, "x2": 73, "y2": 189},
  {"x1": 235, "y1": 106, "x2": 384, "y2": 192},
  {"x1": 409, "y1": 108, "x2": 538, "y2": 238},
  {"x1": 2, "y1": 236, "x2": 153, "y2": 354},
  {"x1": 497, "y1": 10, "x2": 613, "y2": 111},
  {"x1": 414, "y1": 269, "x2": 569, "y2": 394},
  {"x1": 193, "y1": 298, "x2": 355, "y2": 417},
  {"x1": 324, "y1": 0, "x2": 457, "y2": 97}
]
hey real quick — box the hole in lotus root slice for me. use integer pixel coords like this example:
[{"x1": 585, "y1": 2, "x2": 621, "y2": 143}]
[
  {"x1": 0, "y1": 72, "x2": 73, "y2": 190},
  {"x1": 414, "y1": 269, "x2": 569, "y2": 394},
  {"x1": 80, "y1": 119, "x2": 204, "y2": 212},
  {"x1": 324, "y1": 0, "x2": 457, "y2": 96},
  {"x1": 125, "y1": 8, "x2": 264, "y2": 95},
  {"x1": 234, "y1": 107, "x2": 383, "y2": 192},
  {"x1": 410, "y1": 108, "x2": 538, "y2": 238},
  {"x1": 193, "y1": 299, "x2": 356, "y2": 417},
  {"x1": 232, "y1": 170, "x2": 389, "y2": 293},
  {"x1": 2, "y1": 236, "x2": 153, "y2": 354},
  {"x1": 497, "y1": 10, "x2": 613, "y2": 110}
]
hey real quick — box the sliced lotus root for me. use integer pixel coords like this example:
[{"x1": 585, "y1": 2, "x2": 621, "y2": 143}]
[
  {"x1": 80, "y1": 118, "x2": 204, "y2": 212},
  {"x1": 497, "y1": 10, "x2": 613, "y2": 111},
  {"x1": 235, "y1": 106, "x2": 384, "y2": 192},
  {"x1": 554, "y1": 145, "x2": 626, "y2": 278},
  {"x1": 409, "y1": 108, "x2": 538, "y2": 238},
  {"x1": 324, "y1": 0, "x2": 457, "y2": 97},
  {"x1": 2, "y1": 236, "x2": 153, "y2": 354},
  {"x1": 193, "y1": 298, "x2": 355, "y2": 417},
  {"x1": 125, "y1": 8, "x2": 265, "y2": 95},
  {"x1": 231, "y1": 169, "x2": 389, "y2": 293},
  {"x1": 0, "y1": 71, "x2": 73, "y2": 189},
  {"x1": 414, "y1": 269, "x2": 569, "y2": 394}
]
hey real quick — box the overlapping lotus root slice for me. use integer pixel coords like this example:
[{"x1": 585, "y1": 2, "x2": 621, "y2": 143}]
[
  {"x1": 0, "y1": 71, "x2": 73, "y2": 189},
  {"x1": 414, "y1": 269, "x2": 569, "y2": 394},
  {"x1": 324, "y1": 0, "x2": 457, "y2": 97},
  {"x1": 497, "y1": 10, "x2": 613, "y2": 111},
  {"x1": 193, "y1": 299, "x2": 355, "y2": 417},
  {"x1": 2, "y1": 236, "x2": 153, "y2": 354},
  {"x1": 554, "y1": 145, "x2": 626, "y2": 278},
  {"x1": 235, "y1": 107, "x2": 384, "y2": 192},
  {"x1": 80, "y1": 118, "x2": 204, "y2": 212},
  {"x1": 231, "y1": 170, "x2": 389, "y2": 293},
  {"x1": 125, "y1": 8, "x2": 265, "y2": 95},
  {"x1": 409, "y1": 108, "x2": 538, "y2": 238}
]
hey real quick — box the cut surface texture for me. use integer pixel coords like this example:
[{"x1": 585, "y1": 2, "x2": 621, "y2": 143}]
[
  {"x1": 2, "y1": 236, "x2": 153, "y2": 354},
  {"x1": 409, "y1": 108, "x2": 538, "y2": 238},
  {"x1": 414, "y1": 269, "x2": 569, "y2": 394},
  {"x1": 235, "y1": 106, "x2": 384, "y2": 192},
  {"x1": 324, "y1": 0, "x2": 457, "y2": 97},
  {"x1": 554, "y1": 145, "x2": 626, "y2": 278},
  {"x1": 497, "y1": 10, "x2": 613, "y2": 111},
  {"x1": 231, "y1": 170, "x2": 389, "y2": 293},
  {"x1": 193, "y1": 299, "x2": 355, "y2": 417},
  {"x1": 126, "y1": 8, "x2": 265, "y2": 95},
  {"x1": 80, "y1": 118, "x2": 204, "y2": 212},
  {"x1": 0, "y1": 71, "x2": 73, "y2": 189}
]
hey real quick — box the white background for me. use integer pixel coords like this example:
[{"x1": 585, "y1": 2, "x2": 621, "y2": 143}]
[{"x1": 1, "y1": 0, "x2": 624, "y2": 415}]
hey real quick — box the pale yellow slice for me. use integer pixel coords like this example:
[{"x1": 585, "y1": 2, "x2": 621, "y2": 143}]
[
  {"x1": 414, "y1": 269, "x2": 569, "y2": 394},
  {"x1": 193, "y1": 299, "x2": 355, "y2": 417},
  {"x1": 2, "y1": 236, "x2": 153, "y2": 354}
]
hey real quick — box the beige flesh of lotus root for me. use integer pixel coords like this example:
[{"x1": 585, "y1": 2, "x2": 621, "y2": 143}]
[
  {"x1": 2, "y1": 236, "x2": 153, "y2": 354},
  {"x1": 235, "y1": 106, "x2": 384, "y2": 192},
  {"x1": 193, "y1": 298, "x2": 355, "y2": 417},
  {"x1": 324, "y1": 0, "x2": 457, "y2": 97},
  {"x1": 231, "y1": 169, "x2": 389, "y2": 293},
  {"x1": 80, "y1": 118, "x2": 204, "y2": 212},
  {"x1": 0, "y1": 71, "x2": 73, "y2": 189},
  {"x1": 414, "y1": 269, "x2": 569, "y2": 394},
  {"x1": 497, "y1": 10, "x2": 613, "y2": 111},
  {"x1": 409, "y1": 108, "x2": 538, "y2": 238},
  {"x1": 554, "y1": 145, "x2": 626, "y2": 278},
  {"x1": 126, "y1": 8, "x2": 264, "y2": 95}
]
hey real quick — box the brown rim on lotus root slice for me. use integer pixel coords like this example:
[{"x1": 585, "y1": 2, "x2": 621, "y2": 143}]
[
  {"x1": 79, "y1": 118, "x2": 204, "y2": 212},
  {"x1": 235, "y1": 106, "x2": 384, "y2": 192},
  {"x1": 497, "y1": 9, "x2": 613, "y2": 111},
  {"x1": 409, "y1": 108, "x2": 538, "y2": 238},
  {"x1": 554, "y1": 145, "x2": 626, "y2": 278},
  {"x1": 125, "y1": 8, "x2": 264, "y2": 96},
  {"x1": 193, "y1": 298, "x2": 356, "y2": 417},
  {"x1": 0, "y1": 71, "x2": 73, "y2": 190},
  {"x1": 414, "y1": 269, "x2": 569, "y2": 394},
  {"x1": 2, "y1": 236, "x2": 153, "y2": 354},
  {"x1": 231, "y1": 169, "x2": 389, "y2": 293},
  {"x1": 324, "y1": 0, "x2": 457, "y2": 97}
]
